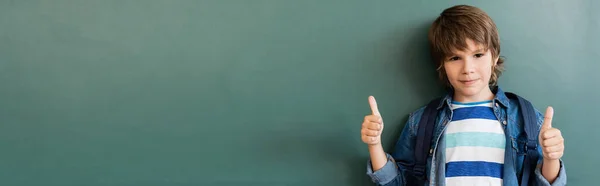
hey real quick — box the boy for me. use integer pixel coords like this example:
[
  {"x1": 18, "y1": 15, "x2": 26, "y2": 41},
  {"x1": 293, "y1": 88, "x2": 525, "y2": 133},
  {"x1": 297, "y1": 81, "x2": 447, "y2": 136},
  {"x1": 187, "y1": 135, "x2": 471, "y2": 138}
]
[{"x1": 361, "y1": 5, "x2": 566, "y2": 186}]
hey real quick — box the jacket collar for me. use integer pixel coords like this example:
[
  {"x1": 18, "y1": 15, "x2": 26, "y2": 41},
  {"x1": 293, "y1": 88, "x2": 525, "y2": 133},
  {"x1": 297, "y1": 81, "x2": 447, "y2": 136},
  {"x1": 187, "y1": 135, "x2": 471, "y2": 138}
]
[{"x1": 436, "y1": 86, "x2": 510, "y2": 110}]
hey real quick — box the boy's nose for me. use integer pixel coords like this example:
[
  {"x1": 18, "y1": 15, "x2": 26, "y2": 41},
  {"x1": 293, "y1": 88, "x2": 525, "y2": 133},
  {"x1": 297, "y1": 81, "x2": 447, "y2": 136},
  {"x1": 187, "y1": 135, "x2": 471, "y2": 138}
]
[{"x1": 462, "y1": 59, "x2": 475, "y2": 74}]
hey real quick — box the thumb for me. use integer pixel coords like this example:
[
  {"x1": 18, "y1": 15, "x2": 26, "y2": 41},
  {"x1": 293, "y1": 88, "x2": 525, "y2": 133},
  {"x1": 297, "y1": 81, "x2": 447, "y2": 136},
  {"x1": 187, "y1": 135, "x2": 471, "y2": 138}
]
[
  {"x1": 542, "y1": 106, "x2": 554, "y2": 130},
  {"x1": 368, "y1": 96, "x2": 380, "y2": 116}
]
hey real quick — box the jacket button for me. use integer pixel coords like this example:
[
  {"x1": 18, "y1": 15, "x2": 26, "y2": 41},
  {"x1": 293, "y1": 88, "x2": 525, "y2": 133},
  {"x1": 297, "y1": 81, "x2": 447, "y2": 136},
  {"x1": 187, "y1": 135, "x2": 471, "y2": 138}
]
[
  {"x1": 495, "y1": 103, "x2": 499, "y2": 107},
  {"x1": 502, "y1": 120, "x2": 507, "y2": 125},
  {"x1": 429, "y1": 148, "x2": 433, "y2": 154}
]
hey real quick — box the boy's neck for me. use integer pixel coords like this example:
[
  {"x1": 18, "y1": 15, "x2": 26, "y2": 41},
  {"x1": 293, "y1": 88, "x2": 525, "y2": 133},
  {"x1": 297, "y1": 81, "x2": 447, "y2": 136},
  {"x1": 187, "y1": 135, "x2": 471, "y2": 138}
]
[{"x1": 452, "y1": 87, "x2": 495, "y2": 103}]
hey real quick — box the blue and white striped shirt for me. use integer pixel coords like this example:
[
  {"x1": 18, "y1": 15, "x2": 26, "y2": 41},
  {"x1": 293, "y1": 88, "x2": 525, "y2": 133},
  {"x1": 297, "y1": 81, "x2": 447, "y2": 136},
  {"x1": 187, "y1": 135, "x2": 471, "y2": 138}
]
[{"x1": 445, "y1": 100, "x2": 505, "y2": 186}]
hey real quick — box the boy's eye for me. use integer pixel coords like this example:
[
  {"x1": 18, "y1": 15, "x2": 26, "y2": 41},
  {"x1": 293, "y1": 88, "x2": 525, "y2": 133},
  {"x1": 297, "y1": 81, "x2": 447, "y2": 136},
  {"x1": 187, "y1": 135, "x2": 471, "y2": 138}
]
[
  {"x1": 448, "y1": 56, "x2": 460, "y2": 61},
  {"x1": 474, "y1": 53, "x2": 484, "y2": 58}
]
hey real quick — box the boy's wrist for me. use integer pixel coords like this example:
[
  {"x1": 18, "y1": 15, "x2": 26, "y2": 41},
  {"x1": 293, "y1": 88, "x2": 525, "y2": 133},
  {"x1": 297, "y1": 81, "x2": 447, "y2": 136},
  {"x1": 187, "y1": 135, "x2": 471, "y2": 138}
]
[
  {"x1": 368, "y1": 143, "x2": 385, "y2": 155},
  {"x1": 543, "y1": 158, "x2": 559, "y2": 165},
  {"x1": 541, "y1": 158, "x2": 560, "y2": 183},
  {"x1": 368, "y1": 143, "x2": 383, "y2": 149}
]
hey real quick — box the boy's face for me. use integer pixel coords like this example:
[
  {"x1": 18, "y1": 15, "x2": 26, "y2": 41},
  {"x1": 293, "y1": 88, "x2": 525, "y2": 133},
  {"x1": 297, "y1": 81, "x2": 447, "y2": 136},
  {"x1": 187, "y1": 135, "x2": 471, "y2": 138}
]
[{"x1": 443, "y1": 39, "x2": 498, "y2": 101}]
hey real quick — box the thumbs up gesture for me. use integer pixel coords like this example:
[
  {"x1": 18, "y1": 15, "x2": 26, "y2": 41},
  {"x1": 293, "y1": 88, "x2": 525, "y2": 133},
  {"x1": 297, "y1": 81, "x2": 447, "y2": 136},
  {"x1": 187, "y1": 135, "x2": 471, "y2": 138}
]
[
  {"x1": 539, "y1": 107, "x2": 564, "y2": 160},
  {"x1": 361, "y1": 96, "x2": 384, "y2": 145}
]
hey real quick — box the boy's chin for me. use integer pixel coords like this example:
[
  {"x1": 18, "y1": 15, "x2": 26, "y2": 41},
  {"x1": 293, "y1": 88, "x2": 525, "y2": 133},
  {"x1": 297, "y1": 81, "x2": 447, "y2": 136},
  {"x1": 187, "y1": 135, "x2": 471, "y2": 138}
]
[{"x1": 453, "y1": 86, "x2": 487, "y2": 97}]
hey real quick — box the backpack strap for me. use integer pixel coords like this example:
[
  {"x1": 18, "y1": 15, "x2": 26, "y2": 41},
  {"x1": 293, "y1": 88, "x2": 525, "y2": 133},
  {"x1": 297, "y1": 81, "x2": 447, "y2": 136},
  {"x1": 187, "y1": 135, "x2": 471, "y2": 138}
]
[
  {"x1": 505, "y1": 92, "x2": 539, "y2": 186},
  {"x1": 413, "y1": 97, "x2": 442, "y2": 181}
]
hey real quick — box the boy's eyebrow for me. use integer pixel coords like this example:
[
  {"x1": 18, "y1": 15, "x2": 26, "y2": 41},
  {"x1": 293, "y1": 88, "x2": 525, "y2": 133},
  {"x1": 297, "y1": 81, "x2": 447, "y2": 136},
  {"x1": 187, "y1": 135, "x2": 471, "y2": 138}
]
[
  {"x1": 472, "y1": 48, "x2": 485, "y2": 53},
  {"x1": 447, "y1": 48, "x2": 486, "y2": 57}
]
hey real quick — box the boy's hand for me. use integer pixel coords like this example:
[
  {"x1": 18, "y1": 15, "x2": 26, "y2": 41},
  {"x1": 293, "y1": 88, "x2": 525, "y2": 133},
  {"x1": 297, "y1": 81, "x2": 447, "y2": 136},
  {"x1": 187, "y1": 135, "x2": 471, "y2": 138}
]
[
  {"x1": 539, "y1": 107, "x2": 564, "y2": 160},
  {"x1": 361, "y1": 96, "x2": 384, "y2": 145}
]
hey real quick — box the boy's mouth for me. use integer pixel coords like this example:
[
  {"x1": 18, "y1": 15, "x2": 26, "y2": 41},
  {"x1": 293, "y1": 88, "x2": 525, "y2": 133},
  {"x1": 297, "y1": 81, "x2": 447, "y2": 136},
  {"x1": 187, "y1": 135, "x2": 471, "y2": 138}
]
[{"x1": 459, "y1": 78, "x2": 479, "y2": 85}]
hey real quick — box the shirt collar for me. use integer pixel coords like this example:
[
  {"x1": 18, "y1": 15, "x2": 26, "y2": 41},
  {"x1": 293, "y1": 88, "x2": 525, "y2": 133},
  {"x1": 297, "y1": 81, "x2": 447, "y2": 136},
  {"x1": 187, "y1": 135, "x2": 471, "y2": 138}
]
[{"x1": 437, "y1": 86, "x2": 509, "y2": 110}]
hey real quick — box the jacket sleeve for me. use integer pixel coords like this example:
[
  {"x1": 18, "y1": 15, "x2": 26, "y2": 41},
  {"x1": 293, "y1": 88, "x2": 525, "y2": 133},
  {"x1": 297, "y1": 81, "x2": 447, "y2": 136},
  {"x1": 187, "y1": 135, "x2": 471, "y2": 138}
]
[
  {"x1": 366, "y1": 153, "x2": 403, "y2": 186},
  {"x1": 366, "y1": 108, "x2": 423, "y2": 186},
  {"x1": 533, "y1": 109, "x2": 567, "y2": 186},
  {"x1": 534, "y1": 159, "x2": 567, "y2": 186}
]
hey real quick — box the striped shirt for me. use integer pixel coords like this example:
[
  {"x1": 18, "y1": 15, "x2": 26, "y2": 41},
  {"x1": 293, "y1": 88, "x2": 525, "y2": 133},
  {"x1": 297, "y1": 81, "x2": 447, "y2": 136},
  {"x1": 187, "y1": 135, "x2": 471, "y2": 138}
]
[{"x1": 445, "y1": 100, "x2": 505, "y2": 186}]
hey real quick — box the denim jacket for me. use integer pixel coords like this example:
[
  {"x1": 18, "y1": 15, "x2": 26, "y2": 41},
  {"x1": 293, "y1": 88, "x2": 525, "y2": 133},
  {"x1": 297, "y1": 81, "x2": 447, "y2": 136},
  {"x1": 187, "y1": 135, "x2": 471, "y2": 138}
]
[{"x1": 366, "y1": 87, "x2": 567, "y2": 185}]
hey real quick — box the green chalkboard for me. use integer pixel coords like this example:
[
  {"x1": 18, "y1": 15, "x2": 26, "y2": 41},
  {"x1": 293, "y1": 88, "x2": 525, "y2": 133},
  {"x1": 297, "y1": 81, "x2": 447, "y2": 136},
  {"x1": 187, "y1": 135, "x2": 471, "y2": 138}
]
[{"x1": 0, "y1": 0, "x2": 597, "y2": 185}]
